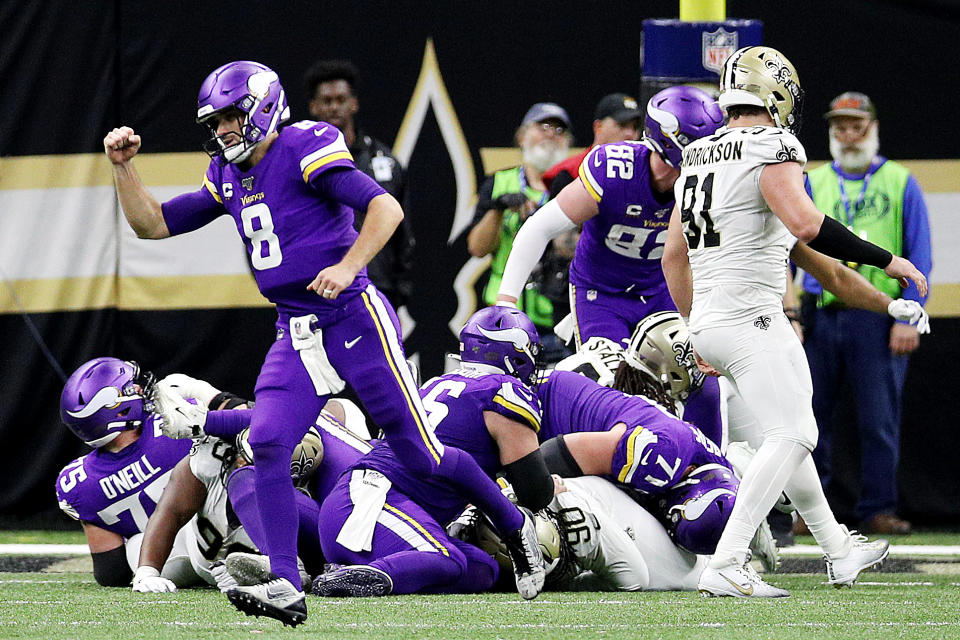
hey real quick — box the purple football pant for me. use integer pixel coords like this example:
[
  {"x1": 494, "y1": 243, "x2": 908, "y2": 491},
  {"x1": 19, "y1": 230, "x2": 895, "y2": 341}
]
[
  {"x1": 569, "y1": 284, "x2": 676, "y2": 348},
  {"x1": 319, "y1": 480, "x2": 498, "y2": 595},
  {"x1": 681, "y1": 377, "x2": 723, "y2": 449},
  {"x1": 248, "y1": 285, "x2": 520, "y2": 588},
  {"x1": 225, "y1": 467, "x2": 325, "y2": 576}
]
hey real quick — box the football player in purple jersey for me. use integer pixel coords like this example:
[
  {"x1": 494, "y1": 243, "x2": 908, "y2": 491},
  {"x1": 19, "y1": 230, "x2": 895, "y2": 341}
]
[
  {"x1": 103, "y1": 61, "x2": 543, "y2": 625},
  {"x1": 496, "y1": 85, "x2": 726, "y2": 446},
  {"x1": 55, "y1": 358, "x2": 246, "y2": 588},
  {"x1": 311, "y1": 306, "x2": 554, "y2": 600}
]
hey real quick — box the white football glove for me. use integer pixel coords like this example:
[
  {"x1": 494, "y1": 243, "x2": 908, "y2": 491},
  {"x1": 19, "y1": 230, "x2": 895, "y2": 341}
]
[
  {"x1": 132, "y1": 566, "x2": 177, "y2": 593},
  {"x1": 154, "y1": 380, "x2": 207, "y2": 439},
  {"x1": 209, "y1": 560, "x2": 239, "y2": 593},
  {"x1": 887, "y1": 299, "x2": 931, "y2": 334},
  {"x1": 160, "y1": 373, "x2": 221, "y2": 408}
]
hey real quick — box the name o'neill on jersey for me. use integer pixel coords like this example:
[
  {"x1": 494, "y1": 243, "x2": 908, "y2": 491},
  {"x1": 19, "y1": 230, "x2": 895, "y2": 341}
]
[
  {"x1": 682, "y1": 139, "x2": 743, "y2": 167},
  {"x1": 98, "y1": 454, "x2": 164, "y2": 499}
]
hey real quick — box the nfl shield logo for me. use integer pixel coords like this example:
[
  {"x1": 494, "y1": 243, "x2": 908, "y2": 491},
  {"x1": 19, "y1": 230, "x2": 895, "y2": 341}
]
[{"x1": 702, "y1": 28, "x2": 738, "y2": 74}]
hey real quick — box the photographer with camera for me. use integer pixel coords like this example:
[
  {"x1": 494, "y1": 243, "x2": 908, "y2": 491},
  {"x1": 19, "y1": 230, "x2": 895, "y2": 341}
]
[{"x1": 467, "y1": 103, "x2": 573, "y2": 361}]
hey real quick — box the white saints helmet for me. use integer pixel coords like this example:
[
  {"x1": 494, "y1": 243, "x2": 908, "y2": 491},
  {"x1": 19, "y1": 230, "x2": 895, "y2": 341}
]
[
  {"x1": 236, "y1": 426, "x2": 324, "y2": 487},
  {"x1": 718, "y1": 46, "x2": 804, "y2": 134},
  {"x1": 624, "y1": 312, "x2": 704, "y2": 402}
]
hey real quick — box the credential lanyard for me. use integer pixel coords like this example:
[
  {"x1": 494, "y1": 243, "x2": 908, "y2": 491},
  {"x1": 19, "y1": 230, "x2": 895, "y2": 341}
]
[
  {"x1": 518, "y1": 167, "x2": 548, "y2": 209},
  {"x1": 833, "y1": 159, "x2": 882, "y2": 227}
]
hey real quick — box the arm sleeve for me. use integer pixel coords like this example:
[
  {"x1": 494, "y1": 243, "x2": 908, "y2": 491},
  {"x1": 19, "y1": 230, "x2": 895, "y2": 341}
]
[
  {"x1": 899, "y1": 175, "x2": 932, "y2": 307},
  {"x1": 91, "y1": 545, "x2": 133, "y2": 587},
  {"x1": 806, "y1": 215, "x2": 893, "y2": 269},
  {"x1": 501, "y1": 449, "x2": 554, "y2": 511},
  {"x1": 310, "y1": 166, "x2": 387, "y2": 211},
  {"x1": 498, "y1": 198, "x2": 577, "y2": 299},
  {"x1": 540, "y1": 435, "x2": 584, "y2": 477},
  {"x1": 161, "y1": 187, "x2": 224, "y2": 236}
]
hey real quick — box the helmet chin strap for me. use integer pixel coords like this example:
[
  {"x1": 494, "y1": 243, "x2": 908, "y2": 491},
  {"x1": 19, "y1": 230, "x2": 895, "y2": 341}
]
[{"x1": 223, "y1": 140, "x2": 258, "y2": 164}]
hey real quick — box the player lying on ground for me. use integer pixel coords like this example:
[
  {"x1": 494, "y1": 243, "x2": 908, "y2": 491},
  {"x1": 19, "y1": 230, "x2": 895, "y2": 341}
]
[
  {"x1": 56, "y1": 358, "x2": 241, "y2": 587},
  {"x1": 311, "y1": 307, "x2": 554, "y2": 599},
  {"x1": 456, "y1": 475, "x2": 712, "y2": 592},
  {"x1": 144, "y1": 378, "x2": 374, "y2": 590}
]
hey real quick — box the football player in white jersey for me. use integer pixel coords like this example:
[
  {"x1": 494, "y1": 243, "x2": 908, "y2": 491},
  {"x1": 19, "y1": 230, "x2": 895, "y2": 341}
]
[
  {"x1": 545, "y1": 475, "x2": 709, "y2": 591},
  {"x1": 662, "y1": 46, "x2": 927, "y2": 598}
]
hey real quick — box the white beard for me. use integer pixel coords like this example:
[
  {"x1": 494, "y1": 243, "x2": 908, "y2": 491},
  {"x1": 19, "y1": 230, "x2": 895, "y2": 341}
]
[
  {"x1": 830, "y1": 126, "x2": 879, "y2": 173},
  {"x1": 523, "y1": 141, "x2": 569, "y2": 172}
]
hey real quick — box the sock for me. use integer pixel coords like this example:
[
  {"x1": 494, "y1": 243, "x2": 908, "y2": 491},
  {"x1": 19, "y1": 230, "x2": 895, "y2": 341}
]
[
  {"x1": 227, "y1": 467, "x2": 325, "y2": 573},
  {"x1": 783, "y1": 455, "x2": 850, "y2": 558},
  {"x1": 251, "y1": 442, "x2": 302, "y2": 590},
  {"x1": 370, "y1": 550, "x2": 464, "y2": 595},
  {"x1": 710, "y1": 437, "x2": 809, "y2": 568},
  {"x1": 434, "y1": 447, "x2": 523, "y2": 534}
]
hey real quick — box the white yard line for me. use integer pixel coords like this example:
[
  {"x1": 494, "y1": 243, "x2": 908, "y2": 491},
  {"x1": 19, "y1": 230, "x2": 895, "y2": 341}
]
[
  {"x1": 780, "y1": 544, "x2": 960, "y2": 557},
  {"x1": 0, "y1": 544, "x2": 89, "y2": 555}
]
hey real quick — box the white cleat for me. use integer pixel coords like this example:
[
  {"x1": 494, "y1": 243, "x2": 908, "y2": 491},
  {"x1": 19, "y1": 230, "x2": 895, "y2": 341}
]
[
  {"x1": 502, "y1": 507, "x2": 546, "y2": 600},
  {"x1": 226, "y1": 576, "x2": 307, "y2": 627},
  {"x1": 225, "y1": 552, "x2": 311, "y2": 590},
  {"x1": 750, "y1": 518, "x2": 780, "y2": 573},
  {"x1": 698, "y1": 558, "x2": 790, "y2": 598},
  {"x1": 825, "y1": 528, "x2": 890, "y2": 588}
]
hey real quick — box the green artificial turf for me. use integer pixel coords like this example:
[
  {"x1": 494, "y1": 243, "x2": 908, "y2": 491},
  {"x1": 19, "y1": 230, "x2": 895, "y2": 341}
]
[{"x1": 2, "y1": 572, "x2": 958, "y2": 640}]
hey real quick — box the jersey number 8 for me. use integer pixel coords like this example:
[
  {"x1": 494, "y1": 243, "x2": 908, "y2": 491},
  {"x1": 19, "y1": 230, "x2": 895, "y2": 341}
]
[{"x1": 241, "y1": 203, "x2": 284, "y2": 270}]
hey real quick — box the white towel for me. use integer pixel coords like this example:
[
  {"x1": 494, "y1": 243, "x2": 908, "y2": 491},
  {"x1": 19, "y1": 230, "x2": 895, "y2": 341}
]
[
  {"x1": 336, "y1": 469, "x2": 392, "y2": 552},
  {"x1": 289, "y1": 314, "x2": 346, "y2": 396}
]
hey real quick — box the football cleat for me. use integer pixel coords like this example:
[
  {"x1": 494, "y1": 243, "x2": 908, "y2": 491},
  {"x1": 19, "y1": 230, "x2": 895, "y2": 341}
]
[
  {"x1": 698, "y1": 556, "x2": 790, "y2": 598},
  {"x1": 311, "y1": 565, "x2": 394, "y2": 598},
  {"x1": 224, "y1": 552, "x2": 311, "y2": 590},
  {"x1": 749, "y1": 517, "x2": 780, "y2": 573},
  {"x1": 502, "y1": 507, "x2": 546, "y2": 600},
  {"x1": 226, "y1": 575, "x2": 307, "y2": 627},
  {"x1": 825, "y1": 527, "x2": 889, "y2": 588}
]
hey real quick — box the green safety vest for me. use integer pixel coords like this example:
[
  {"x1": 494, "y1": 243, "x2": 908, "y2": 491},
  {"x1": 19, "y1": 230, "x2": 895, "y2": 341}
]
[
  {"x1": 482, "y1": 166, "x2": 554, "y2": 327},
  {"x1": 807, "y1": 160, "x2": 909, "y2": 306}
]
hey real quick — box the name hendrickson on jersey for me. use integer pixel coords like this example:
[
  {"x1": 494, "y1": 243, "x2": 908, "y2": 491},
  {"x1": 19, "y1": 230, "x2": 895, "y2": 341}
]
[{"x1": 682, "y1": 140, "x2": 744, "y2": 167}]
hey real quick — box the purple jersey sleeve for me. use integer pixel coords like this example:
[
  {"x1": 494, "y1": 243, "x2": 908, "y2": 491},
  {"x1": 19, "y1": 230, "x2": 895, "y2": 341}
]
[
  {"x1": 311, "y1": 166, "x2": 388, "y2": 212},
  {"x1": 578, "y1": 145, "x2": 607, "y2": 203},
  {"x1": 161, "y1": 168, "x2": 227, "y2": 235},
  {"x1": 488, "y1": 378, "x2": 541, "y2": 433},
  {"x1": 292, "y1": 121, "x2": 357, "y2": 183}
]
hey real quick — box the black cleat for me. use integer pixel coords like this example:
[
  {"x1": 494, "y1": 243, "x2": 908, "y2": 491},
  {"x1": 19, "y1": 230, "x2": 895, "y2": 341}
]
[{"x1": 311, "y1": 565, "x2": 394, "y2": 597}]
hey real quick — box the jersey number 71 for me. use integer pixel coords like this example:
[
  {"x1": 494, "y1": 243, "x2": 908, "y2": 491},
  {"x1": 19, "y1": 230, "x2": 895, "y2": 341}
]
[{"x1": 680, "y1": 173, "x2": 720, "y2": 249}]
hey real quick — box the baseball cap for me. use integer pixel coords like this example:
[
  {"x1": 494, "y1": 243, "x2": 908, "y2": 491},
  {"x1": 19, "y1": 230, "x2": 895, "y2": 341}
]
[
  {"x1": 824, "y1": 92, "x2": 877, "y2": 120},
  {"x1": 594, "y1": 93, "x2": 642, "y2": 123},
  {"x1": 521, "y1": 102, "x2": 572, "y2": 129}
]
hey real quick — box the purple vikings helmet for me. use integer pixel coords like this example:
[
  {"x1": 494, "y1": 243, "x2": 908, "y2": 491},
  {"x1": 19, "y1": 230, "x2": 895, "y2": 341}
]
[
  {"x1": 459, "y1": 306, "x2": 542, "y2": 386},
  {"x1": 196, "y1": 60, "x2": 291, "y2": 164},
  {"x1": 643, "y1": 85, "x2": 724, "y2": 168},
  {"x1": 662, "y1": 463, "x2": 739, "y2": 555},
  {"x1": 60, "y1": 358, "x2": 157, "y2": 448}
]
